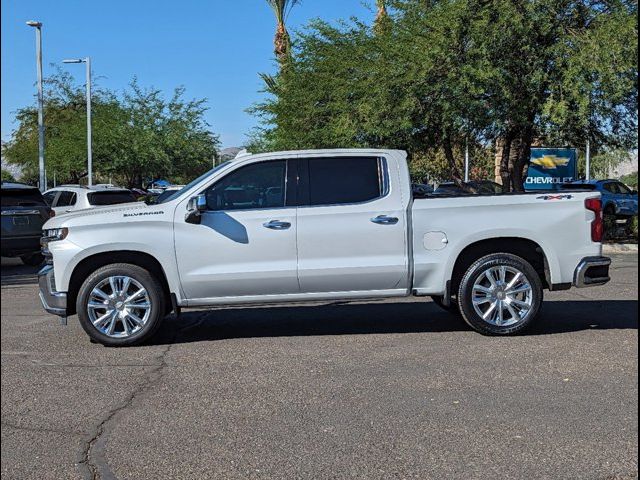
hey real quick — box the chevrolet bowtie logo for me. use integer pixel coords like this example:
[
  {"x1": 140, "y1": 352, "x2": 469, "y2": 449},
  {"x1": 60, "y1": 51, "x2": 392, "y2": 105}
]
[{"x1": 530, "y1": 155, "x2": 571, "y2": 170}]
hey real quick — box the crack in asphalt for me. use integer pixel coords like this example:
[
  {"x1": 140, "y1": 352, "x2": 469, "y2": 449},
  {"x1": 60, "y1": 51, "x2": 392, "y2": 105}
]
[{"x1": 77, "y1": 313, "x2": 207, "y2": 480}]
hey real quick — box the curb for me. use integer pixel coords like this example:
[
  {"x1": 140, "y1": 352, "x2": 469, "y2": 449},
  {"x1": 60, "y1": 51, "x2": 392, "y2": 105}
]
[{"x1": 603, "y1": 243, "x2": 638, "y2": 254}]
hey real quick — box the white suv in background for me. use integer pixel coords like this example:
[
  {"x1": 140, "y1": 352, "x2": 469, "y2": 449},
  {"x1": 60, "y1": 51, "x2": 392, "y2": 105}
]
[{"x1": 43, "y1": 185, "x2": 139, "y2": 215}]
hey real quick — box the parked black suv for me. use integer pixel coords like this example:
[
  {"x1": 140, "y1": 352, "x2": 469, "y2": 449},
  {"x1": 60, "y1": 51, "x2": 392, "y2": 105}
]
[{"x1": 1, "y1": 182, "x2": 53, "y2": 265}]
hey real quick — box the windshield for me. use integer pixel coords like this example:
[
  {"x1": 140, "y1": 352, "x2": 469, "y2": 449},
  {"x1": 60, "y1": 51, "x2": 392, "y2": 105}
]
[{"x1": 155, "y1": 162, "x2": 231, "y2": 204}]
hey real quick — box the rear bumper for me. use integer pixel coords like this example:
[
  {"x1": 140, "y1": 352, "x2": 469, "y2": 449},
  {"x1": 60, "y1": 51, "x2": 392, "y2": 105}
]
[
  {"x1": 38, "y1": 265, "x2": 67, "y2": 316},
  {"x1": 1, "y1": 235, "x2": 42, "y2": 257},
  {"x1": 573, "y1": 256, "x2": 611, "y2": 288}
]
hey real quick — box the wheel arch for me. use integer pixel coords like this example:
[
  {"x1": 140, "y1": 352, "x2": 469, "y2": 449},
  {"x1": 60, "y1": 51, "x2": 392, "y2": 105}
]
[
  {"x1": 449, "y1": 237, "x2": 550, "y2": 297},
  {"x1": 66, "y1": 250, "x2": 172, "y2": 316}
]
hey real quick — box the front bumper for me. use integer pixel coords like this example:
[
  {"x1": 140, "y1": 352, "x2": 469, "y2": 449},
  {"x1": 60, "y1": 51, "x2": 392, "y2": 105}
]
[
  {"x1": 574, "y1": 256, "x2": 611, "y2": 288},
  {"x1": 38, "y1": 265, "x2": 67, "y2": 316}
]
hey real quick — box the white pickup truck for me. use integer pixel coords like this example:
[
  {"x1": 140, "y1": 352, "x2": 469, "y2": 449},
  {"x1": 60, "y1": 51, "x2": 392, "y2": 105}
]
[{"x1": 38, "y1": 149, "x2": 611, "y2": 346}]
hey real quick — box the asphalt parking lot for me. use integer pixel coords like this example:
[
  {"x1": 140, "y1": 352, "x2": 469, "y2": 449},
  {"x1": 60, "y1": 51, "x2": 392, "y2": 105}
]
[{"x1": 1, "y1": 254, "x2": 638, "y2": 480}]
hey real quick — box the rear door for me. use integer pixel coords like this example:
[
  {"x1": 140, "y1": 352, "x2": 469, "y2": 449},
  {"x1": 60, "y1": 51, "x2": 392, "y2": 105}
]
[
  {"x1": 52, "y1": 190, "x2": 77, "y2": 214},
  {"x1": 295, "y1": 155, "x2": 409, "y2": 294}
]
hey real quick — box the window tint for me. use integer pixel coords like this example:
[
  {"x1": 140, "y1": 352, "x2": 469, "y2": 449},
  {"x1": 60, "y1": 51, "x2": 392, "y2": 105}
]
[
  {"x1": 602, "y1": 183, "x2": 617, "y2": 193},
  {"x1": 205, "y1": 161, "x2": 286, "y2": 211},
  {"x1": 56, "y1": 191, "x2": 77, "y2": 207},
  {"x1": 43, "y1": 192, "x2": 57, "y2": 206},
  {"x1": 1, "y1": 188, "x2": 46, "y2": 207},
  {"x1": 88, "y1": 191, "x2": 137, "y2": 206},
  {"x1": 307, "y1": 157, "x2": 382, "y2": 206}
]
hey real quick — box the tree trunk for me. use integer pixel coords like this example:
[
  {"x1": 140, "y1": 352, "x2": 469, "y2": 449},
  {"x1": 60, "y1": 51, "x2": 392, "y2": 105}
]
[
  {"x1": 499, "y1": 133, "x2": 514, "y2": 192},
  {"x1": 374, "y1": 0, "x2": 391, "y2": 35},
  {"x1": 274, "y1": 23, "x2": 291, "y2": 64},
  {"x1": 444, "y1": 135, "x2": 477, "y2": 193},
  {"x1": 512, "y1": 128, "x2": 534, "y2": 192}
]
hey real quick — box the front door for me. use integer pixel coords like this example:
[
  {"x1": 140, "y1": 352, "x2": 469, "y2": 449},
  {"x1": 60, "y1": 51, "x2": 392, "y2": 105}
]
[
  {"x1": 295, "y1": 155, "x2": 409, "y2": 294},
  {"x1": 174, "y1": 159, "x2": 299, "y2": 301}
]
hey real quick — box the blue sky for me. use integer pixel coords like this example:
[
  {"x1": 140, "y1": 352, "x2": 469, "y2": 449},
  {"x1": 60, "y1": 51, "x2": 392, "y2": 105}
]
[{"x1": 1, "y1": 0, "x2": 374, "y2": 148}]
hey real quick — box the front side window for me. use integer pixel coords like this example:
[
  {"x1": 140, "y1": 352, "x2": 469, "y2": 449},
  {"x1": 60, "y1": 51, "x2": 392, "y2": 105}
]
[
  {"x1": 615, "y1": 182, "x2": 632, "y2": 195},
  {"x1": 306, "y1": 157, "x2": 383, "y2": 206},
  {"x1": 204, "y1": 161, "x2": 286, "y2": 211},
  {"x1": 56, "y1": 191, "x2": 77, "y2": 207}
]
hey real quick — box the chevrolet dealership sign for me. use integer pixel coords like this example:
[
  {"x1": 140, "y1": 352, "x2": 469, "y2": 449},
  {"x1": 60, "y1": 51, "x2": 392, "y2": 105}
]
[{"x1": 525, "y1": 148, "x2": 578, "y2": 190}]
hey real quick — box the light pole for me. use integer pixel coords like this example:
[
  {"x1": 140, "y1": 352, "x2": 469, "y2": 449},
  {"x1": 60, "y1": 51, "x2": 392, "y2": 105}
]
[
  {"x1": 26, "y1": 21, "x2": 46, "y2": 191},
  {"x1": 585, "y1": 139, "x2": 591, "y2": 181},
  {"x1": 63, "y1": 57, "x2": 92, "y2": 186},
  {"x1": 464, "y1": 138, "x2": 470, "y2": 183}
]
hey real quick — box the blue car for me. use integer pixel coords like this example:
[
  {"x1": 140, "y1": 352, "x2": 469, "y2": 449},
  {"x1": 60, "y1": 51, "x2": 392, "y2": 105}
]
[{"x1": 563, "y1": 179, "x2": 638, "y2": 217}]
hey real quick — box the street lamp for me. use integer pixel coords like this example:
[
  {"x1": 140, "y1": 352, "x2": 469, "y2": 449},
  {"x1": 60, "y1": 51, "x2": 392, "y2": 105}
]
[
  {"x1": 26, "y1": 21, "x2": 46, "y2": 191},
  {"x1": 63, "y1": 57, "x2": 92, "y2": 186}
]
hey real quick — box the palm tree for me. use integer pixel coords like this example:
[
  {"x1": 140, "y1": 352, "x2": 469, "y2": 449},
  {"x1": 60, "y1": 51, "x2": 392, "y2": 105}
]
[
  {"x1": 265, "y1": 0, "x2": 301, "y2": 64},
  {"x1": 374, "y1": 0, "x2": 390, "y2": 35}
]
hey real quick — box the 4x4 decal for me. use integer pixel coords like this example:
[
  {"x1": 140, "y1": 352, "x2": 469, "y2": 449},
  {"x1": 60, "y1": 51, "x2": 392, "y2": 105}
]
[{"x1": 536, "y1": 194, "x2": 573, "y2": 201}]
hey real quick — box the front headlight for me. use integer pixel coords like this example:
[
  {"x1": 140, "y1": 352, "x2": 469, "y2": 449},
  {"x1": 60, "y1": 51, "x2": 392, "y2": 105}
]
[{"x1": 43, "y1": 227, "x2": 69, "y2": 242}]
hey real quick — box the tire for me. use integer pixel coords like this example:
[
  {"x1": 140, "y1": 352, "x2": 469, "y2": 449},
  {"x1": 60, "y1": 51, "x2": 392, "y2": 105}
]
[
  {"x1": 603, "y1": 205, "x2": 617, "y2": 241},
  {"x1": 76, "y1": 263, "x2": 167, "y2": 347},
  {"x1": 457, "y1": 253, "x2": 543, "y2": 336},
  {"x1": 431, "y1": 295, "x2": 459, "y2": 314},
  {"x1": 20, "y1": 253, "x2": 44, "y2": 266}
]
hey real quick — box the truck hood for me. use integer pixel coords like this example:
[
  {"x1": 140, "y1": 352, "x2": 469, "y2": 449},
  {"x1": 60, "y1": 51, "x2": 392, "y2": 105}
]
[{"x1": 44, "y1": 202, "x2": 170, "y2": 229}]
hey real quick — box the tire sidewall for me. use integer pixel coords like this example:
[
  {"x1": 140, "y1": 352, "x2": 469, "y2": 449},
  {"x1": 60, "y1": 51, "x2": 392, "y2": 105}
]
[
  {"x1": 458, "y1": 253, "x2": 542, "y2": 335},
  {"x1": 76, "y1": 264, "x2": 165, "y2": 347}
]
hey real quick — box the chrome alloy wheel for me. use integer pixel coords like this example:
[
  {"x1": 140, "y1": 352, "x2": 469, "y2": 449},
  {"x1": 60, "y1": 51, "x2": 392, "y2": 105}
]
[
  {"x1": 471, "y1": 266, "x2": 533, "y2": 327},
  {"x1": 86, "y1": 276, "x2": 151, "y2": 338}
]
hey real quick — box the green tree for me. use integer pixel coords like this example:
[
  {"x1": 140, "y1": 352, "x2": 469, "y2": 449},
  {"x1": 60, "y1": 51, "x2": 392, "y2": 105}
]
[
  {"x1": 2, "y1": 72, "x2": 220, "y2": 188},
  {"x1": 1, "y1": 169, "x2": 16, "y2": 182},
  {"x1": 252, "y1": 0, "x2": 638, "y2": 191}
]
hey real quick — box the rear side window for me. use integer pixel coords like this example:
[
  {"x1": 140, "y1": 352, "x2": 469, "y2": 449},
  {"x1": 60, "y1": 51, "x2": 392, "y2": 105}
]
[
  {"x1": 304, "y1": 157, "x2": 384, "y2": 206},
  {"x1": 1, "y1": 188, "x2": 46, "y2": 207},
  {"x1": 43, "y1": 191, "x2": 57, "y2": 206},
  {"x1": 88, "y1": 191, "x2": 137, "y2": 206},
  {"x1": 56, "y1": 191, "x2": 77, "y2": 207}
]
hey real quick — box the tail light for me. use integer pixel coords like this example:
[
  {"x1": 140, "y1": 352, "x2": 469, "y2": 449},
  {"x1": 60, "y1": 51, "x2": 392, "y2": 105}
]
[{"x1": 585, "y1": 198, "x2": 603, "y2": 242}]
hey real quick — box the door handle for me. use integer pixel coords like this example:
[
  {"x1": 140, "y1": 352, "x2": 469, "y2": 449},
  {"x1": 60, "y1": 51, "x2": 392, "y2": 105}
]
[
  {"x1": 371, "y1": 215, "x2": 399, "y2": 225},
  {"x1": 263, "y1": 220, "x2": 291, "y2": 230}
]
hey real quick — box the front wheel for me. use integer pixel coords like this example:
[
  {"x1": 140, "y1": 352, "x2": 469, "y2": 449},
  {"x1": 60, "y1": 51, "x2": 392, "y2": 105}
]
[
  {"x1": 76, "y1": 263, "x2": 167, "y2": 347},
  {"x1": 457, "y1": 253, "x2": 543, "y2": 335}
]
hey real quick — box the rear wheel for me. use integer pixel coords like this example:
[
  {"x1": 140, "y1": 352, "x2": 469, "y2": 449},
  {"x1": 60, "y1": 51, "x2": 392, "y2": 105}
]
[
  {"x1": 457, "y1": 253, "x2": 542, "y2": 335},
  {"x1": 76, "y1": 263, "x2": 166, "y2": 347}
]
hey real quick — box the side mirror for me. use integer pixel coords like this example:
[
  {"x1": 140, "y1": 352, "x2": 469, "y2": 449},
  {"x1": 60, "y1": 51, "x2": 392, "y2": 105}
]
[{"x1": 185, "y1": 194, "x2": 207, "y2": 224}]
